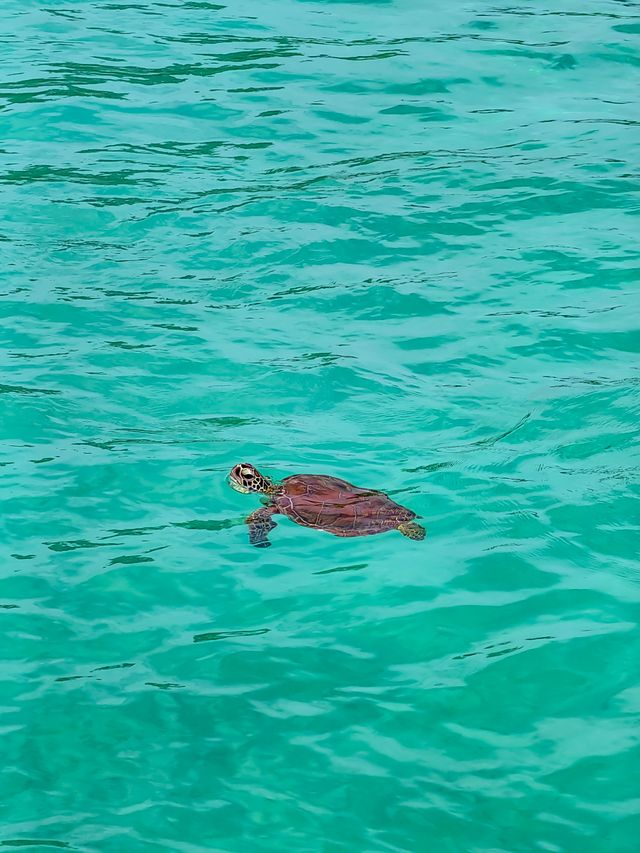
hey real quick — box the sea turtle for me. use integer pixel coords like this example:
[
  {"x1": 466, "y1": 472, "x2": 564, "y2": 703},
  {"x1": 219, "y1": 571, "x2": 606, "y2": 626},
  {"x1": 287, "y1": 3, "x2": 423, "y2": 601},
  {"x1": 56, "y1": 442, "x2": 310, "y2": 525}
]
[{"x1": 229, "y1": 463, "x2": 425, "y2": 548}]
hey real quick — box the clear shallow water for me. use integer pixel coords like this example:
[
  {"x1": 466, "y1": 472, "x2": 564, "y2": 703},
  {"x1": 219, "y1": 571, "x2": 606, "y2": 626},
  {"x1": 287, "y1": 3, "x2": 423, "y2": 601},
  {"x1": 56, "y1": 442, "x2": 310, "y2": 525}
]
[{"x1": 1, "y1": 0, "x2": 639, "y2": 849}]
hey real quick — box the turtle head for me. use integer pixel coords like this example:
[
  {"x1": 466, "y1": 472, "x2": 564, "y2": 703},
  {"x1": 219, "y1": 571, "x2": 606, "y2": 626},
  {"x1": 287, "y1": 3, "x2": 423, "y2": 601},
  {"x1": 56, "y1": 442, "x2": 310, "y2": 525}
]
[{"x1": 229, "y1": 463, "x2": 274, "y2": 495}]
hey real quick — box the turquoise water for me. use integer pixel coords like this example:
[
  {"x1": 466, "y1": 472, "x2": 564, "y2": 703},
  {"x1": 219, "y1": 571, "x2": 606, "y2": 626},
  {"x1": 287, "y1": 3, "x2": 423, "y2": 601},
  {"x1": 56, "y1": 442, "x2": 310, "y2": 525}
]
[{"x1": 2, "y1": 0, "x2": 639, "y2": 849}]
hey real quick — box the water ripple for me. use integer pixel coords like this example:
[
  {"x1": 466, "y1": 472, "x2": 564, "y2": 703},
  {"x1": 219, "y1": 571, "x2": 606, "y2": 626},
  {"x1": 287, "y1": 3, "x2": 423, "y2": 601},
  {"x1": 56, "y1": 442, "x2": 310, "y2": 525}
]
[{"x1": 1, "y1": 0, "x2": 639, "y2": 850}]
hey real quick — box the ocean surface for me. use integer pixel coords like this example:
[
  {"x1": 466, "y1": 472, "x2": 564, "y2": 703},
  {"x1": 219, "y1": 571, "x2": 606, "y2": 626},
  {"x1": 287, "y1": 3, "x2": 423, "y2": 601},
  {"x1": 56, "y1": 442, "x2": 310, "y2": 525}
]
[{"x1": 2, "y1": 0, "x2": 639, "y2": 850}]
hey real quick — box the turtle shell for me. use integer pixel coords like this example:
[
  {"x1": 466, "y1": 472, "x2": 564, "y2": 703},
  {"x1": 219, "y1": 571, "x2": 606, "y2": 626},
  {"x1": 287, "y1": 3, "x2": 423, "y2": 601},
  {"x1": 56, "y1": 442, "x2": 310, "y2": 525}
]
[{"x1": 273, "y1": 474, "x2": 417, "y2": 537}]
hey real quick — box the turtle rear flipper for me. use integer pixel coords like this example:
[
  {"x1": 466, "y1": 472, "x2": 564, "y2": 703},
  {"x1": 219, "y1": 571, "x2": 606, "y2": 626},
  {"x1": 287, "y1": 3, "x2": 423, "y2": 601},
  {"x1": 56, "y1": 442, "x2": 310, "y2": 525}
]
[{"x1": 246, "y1": 506, "x2": 277, "y2": 547}]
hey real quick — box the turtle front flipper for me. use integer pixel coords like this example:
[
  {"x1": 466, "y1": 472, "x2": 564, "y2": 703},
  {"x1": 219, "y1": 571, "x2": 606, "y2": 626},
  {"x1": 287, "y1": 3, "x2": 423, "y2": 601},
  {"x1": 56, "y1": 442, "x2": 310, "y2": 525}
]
[{"x1": 246, "y1": 506, "x2": 277, "y2": 548}]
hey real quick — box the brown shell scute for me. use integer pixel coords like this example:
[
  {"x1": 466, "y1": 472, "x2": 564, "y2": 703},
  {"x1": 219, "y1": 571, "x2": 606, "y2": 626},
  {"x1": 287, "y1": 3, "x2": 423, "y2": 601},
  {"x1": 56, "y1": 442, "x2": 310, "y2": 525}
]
[{"x1": 273, "y1": 474, "x2": 417, "y2": 537}]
